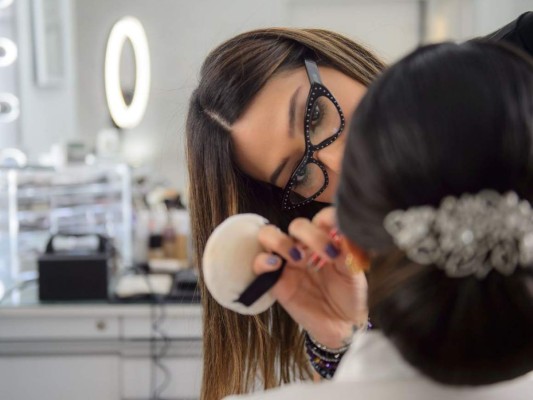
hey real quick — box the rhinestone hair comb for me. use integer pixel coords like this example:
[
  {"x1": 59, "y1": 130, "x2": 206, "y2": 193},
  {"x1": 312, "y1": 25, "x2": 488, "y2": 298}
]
[{"x1": 384, "y1": 190, "x2": 533, "y2": 279}]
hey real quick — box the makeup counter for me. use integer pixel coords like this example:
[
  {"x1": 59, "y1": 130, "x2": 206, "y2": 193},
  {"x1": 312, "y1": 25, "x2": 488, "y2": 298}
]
[{"x1": 0, "y1": 163, "x2": 203, "y2": 400}]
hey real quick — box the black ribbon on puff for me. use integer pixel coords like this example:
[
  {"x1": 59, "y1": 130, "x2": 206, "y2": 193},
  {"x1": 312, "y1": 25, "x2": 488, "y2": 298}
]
[{"x1": 234, "y1": 258, "x2": 286, "y2": 307}]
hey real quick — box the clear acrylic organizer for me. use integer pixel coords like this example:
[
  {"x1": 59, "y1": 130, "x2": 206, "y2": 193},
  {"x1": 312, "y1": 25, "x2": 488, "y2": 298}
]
[{"x1": 0, "y1": 163, "x2": 133, "y2": 293}]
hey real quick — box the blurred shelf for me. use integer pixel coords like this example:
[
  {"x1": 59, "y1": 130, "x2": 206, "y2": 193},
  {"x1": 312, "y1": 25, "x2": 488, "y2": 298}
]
[{"x1": 0, "y1": 164, "x2": 133, "y2": 285}]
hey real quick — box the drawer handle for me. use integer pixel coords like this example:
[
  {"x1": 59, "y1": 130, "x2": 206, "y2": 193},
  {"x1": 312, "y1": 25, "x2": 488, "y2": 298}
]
[{"x1": 96, "y1": 320, "x2": 107, "y2": 331}]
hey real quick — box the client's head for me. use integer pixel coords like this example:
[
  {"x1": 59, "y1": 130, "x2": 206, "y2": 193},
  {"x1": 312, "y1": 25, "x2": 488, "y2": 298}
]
[{"x1": 337, "y1": 41, "x2": 533, "y2": 386}]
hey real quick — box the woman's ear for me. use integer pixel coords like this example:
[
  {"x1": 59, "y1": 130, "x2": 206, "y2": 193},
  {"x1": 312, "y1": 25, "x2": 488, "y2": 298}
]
[{"x1": 341, "y1": 237, "x2": 371, "y2": 274}]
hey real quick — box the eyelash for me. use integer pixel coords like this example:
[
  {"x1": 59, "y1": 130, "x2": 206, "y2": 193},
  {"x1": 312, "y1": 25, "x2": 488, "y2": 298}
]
[
  {"x1": 309, "y1": 98, "x2": 328, "y2": 133},
  {"x1": 294, "y1": 166, "x2": 310, "y2": 187},
  {"x1": 292, "y1": 98, "x2": 328, "y2": 188}
]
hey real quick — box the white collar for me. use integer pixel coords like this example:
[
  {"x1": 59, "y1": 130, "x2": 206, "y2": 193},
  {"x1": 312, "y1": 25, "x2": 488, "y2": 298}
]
[
  {"x1": 333, "y1": 330, "x2": 419, "y2": 382},
  {"x1": 224, "y1": 331, "x2": 533, "y2": 400}
]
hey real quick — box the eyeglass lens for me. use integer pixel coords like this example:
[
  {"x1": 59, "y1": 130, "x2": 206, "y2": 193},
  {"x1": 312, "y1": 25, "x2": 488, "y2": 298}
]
[{"x1": 288, "y1": 95, "x2": 342, "y2": 204}]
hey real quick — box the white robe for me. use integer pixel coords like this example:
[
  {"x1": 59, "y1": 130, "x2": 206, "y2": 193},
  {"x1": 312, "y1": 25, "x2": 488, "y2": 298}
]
[{"x1": 224, "y1": 331, "x2": 533, "y2": 400}]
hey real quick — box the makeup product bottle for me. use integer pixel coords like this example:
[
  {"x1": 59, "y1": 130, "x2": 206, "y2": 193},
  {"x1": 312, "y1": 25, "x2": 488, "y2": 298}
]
[
  {"x1": 133, "y1": 208, "x2": 150, "y2": 264},
  {"x1": 162, "y1": 200, "x2": 177, "y2": 259},
  {"x1": 148, "y1": 234, "x2": 164, "y2": 260},
  {"x1": 172, "y1": 195, "x2": 189, "y2": 264}
]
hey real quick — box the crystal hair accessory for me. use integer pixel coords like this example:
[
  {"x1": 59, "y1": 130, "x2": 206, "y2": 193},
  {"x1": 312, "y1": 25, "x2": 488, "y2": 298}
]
[{"x1": 383, "y1": 190, "x2": 533, "y2": 279}]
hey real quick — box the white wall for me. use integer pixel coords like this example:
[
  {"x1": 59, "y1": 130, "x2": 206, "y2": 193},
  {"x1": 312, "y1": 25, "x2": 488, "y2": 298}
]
[
  {"x1": 473, "y1": 0, "x2": 533, "y2": 35},
  {"x1": 15, "y1": 0, "x2": 77, "y2": 160},
  {"x1": 287, "y1": 0, "x2": 422, "y2": 63},
  {"x1": 0, "y1": 2, "x2": 19, "y2": 149},
  {"x1": 426, "y1": 0, "x2": 533, "y2": 42},
  {"x1": 73, "y1": 0, "x2": 286, "y2": 191}
]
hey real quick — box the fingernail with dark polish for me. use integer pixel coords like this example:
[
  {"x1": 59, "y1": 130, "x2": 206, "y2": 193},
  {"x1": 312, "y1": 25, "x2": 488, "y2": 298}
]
[
  {"x1": 325, "y1": 243, "x2": 340, "y2": 258},
  {"x1": 266, "y1": 255, "x2": 280, "y2": 266},
  {"x1": 289, "y1": 247, "x2": 302, "y2": 261}
]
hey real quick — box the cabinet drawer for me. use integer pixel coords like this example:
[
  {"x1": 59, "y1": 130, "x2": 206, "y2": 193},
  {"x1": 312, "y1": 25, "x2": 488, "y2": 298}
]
[
  {"x1": 0, "y1": 316, "x2": 120, "y2": 339},
  {"x1": 0, "y1": 356, "x2": 120, "y2": 400},
  {"x1": 122, "y1": 357, "x2": 202, "y2": 399},
  {"x1": 122, "y1": 315, "x2": 202, "y2": 339}
]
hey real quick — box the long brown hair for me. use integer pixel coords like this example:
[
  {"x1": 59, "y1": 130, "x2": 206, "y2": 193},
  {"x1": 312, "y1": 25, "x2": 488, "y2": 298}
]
[{"x1": 186, "y1": 28, "x2": 384, "y2": 400}]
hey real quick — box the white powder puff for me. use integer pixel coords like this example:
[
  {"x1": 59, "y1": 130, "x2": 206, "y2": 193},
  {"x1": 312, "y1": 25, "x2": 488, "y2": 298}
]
[{"x1": 203, "y1": 213, "x2": 277, "y2": 315}]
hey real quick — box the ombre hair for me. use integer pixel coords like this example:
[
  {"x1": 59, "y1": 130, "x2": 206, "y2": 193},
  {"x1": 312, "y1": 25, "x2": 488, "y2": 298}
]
[{"x1": 186, "y1": 28, "x2": 384, "y2": 400}]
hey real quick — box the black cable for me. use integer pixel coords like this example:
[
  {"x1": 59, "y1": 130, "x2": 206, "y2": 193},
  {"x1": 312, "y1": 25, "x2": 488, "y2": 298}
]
[
  {"x1": 150, "y1": 299, "x2": 157, "y2": 399},
  {"x1": 116, "y1": 252, "x2": 173, "y2": 399},
  {"x1": 151, "y1": 290, "x2": 172, "y2": 399},
  {"x1": 153, "y1": 299, "x2": 171, "y2": 397},
  {"x1": 0, "y1": 278, "x2": 38, "y2": 304},
  {"x1": 141, "y1": 269, "x2": 172, "y2": 400}
]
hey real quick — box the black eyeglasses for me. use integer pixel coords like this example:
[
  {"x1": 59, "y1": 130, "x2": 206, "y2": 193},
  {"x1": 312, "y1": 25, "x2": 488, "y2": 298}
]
[{"x1": 281, "y1": 59, "x2": 346, "y2": 211}]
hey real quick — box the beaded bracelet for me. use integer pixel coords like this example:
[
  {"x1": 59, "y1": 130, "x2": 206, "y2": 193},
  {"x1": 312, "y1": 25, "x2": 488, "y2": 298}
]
[
  {"x1": 307, "y1": 332, "x2": 351, "y2": 354},
  {"x1": 304, "y1": 332, "x2": 347, "y2": 379},
  {"x1": 304, "y1": 319, "x2": 373, "y2": 380}
]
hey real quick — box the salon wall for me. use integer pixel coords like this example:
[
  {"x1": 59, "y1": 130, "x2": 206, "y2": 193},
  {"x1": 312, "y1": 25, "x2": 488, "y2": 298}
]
[
  {"x1": 14, "y1": 0, "x2": 77, "y2": 159},
  {"x1": 426, "y1": 0, "x2": 533, "y2": 41},
  {"x1": 287, "y1": 0, "x2": 422, "y2": 62},
  {"x1": 10, "y1": 0, "x2": 533, "y2": 191},
  {"x1": 73, "y1": 0, "x2": 286, "y2": 191},
  {"x1": 0, "y1": 3, "x2": 20, "y2": 148},
  {"x1": 72, "y1": 0, "x2": 423, "y2": 190}
]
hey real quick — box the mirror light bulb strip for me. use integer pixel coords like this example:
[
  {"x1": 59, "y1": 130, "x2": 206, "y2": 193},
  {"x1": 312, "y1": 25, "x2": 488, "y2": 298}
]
[
  {"x1": 0, "y1": 38, "x2": 18, "y2": 67},
  {"x1": 0, "y1": 0, "x2": 14, "y2": 10},
  {"x1": 0, "y1": 93, "x2": 20, "y2": 123}
]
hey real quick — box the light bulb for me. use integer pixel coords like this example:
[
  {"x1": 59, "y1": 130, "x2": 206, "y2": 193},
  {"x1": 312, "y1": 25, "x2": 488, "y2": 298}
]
[
  {"x1": 0, "y1": 38, "x2": 17, "y2": 67},
  {"x1": 0, "y1": 0, "x2": 14, "y2": 10},
  {"x1": 0, "y1": 93, "x2": 20, "y2": 123},
  {"x1": 105, "y1": 17, "x2": 151, "y2": 129}
]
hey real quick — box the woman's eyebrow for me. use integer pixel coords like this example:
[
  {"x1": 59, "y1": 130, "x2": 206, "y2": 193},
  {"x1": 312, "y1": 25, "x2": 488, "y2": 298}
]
[
  {"x1": 288, "y1": 86, "x2": 301, "y2": 138},
  {"x1": 269, "y1": 86, "x2": 302, "y2": 186}
]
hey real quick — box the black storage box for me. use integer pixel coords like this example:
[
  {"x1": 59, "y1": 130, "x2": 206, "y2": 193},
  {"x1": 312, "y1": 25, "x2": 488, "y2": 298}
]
[{"x1": 38, "y1": 234, "x2": 114, "y2": 301}]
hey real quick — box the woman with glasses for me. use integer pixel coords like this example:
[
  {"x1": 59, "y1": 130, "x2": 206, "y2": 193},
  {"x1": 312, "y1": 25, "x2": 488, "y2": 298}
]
[
  {"x1": 224, "y1": 39, "x2": 533, "y2": 400},
  {"x1": 187, "y1": 28, "x2": 383, "y2": 400},
  {"x1": 186, "y1": 14, "x2": 533, "y2": 400}
]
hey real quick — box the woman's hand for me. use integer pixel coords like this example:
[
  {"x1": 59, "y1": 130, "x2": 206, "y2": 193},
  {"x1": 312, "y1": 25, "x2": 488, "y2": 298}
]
[{"x1": 254, "y1": 207, "x2": 368, "y2": 349}]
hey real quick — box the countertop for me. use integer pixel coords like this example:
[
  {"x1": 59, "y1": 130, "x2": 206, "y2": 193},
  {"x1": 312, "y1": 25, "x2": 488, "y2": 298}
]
[{"x1": 0, "y1": 285, "x2": 203, "y2": 340}]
